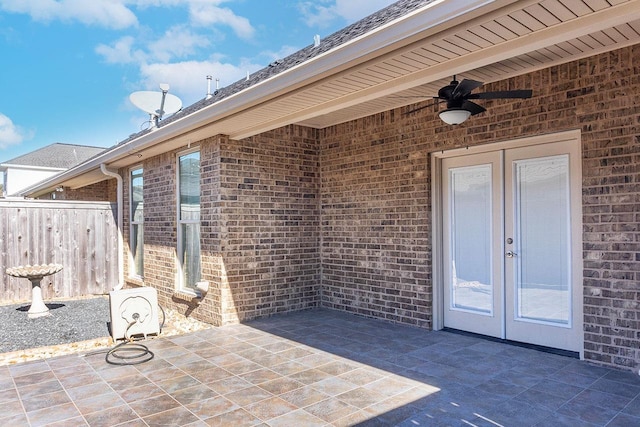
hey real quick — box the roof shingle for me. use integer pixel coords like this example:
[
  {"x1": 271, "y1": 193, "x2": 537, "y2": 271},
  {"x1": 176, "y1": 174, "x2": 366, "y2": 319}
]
[
  {"x1": 1, "y1": 143, "x2": 106, "y2": 169},
  {"x1": 117, "y1": 0, "x2": 432, "y2": 146}
]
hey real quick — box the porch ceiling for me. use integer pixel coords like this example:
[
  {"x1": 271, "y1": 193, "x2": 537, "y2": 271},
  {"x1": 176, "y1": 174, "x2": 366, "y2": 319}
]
[
  {"x1": 248, "y1": 0, "x2": 640, "y2": 136},
  {"x1": 24, "y1": 0, "x2": 640, "y2": 195},
  {"x1": 297, "y1": 0, "x2": 640, "y2": 130},
  {"x1": 118, "y1": 0, "x2": 640, "y2": 158},
  {"x1": 131, "y1": 0, "x2": 639, "y2": 149}
]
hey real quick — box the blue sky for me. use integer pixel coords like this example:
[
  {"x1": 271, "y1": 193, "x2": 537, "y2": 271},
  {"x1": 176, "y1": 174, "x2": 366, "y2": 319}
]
[{"x1": 0, "y1": 0, "x2": 396, "y2": 162}]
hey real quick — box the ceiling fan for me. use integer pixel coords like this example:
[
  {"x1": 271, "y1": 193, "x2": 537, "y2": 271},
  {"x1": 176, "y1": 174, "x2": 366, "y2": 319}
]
[{"x1": 407, "y1": 76, "x2": 533, "y2": 125}]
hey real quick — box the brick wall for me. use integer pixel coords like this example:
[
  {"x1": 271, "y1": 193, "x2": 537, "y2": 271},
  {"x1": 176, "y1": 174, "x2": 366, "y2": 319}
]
[
  {"x1": 217, "y1": 126, "x2": 321, "y2": 322},
  {"x1": 121, "y1": 128, "x2": 321, "y2": 325},
  {"x1": 72, "y1": 44, "x2": 638, "y2": 370},
  {"x1": 576, "y1": 46, "x2": 640, "y2": 369},
  {"x1": 121, "y1": 142, "x2": 222, "y2": 324},
  {"x1": 320, "y1": 45, "x2": 640, "y2": 369},
  {"x1": 320, "y1": 115, "x2": 432, "y2": 327},
  {"x1": 39, "y1": 179, "x2": 116, "y2": 202},
  {"x1": 199, "y1": 136, "x2": 224, "y2": 325},
  {"x1": 135, "y1": 150, "x2": 179, "y2": 312}
]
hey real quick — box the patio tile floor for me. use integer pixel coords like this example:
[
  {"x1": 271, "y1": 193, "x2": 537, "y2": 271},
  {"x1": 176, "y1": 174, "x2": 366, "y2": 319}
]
[{"x1": 2, "y1": 308, "x2": 640, "y2": 426}]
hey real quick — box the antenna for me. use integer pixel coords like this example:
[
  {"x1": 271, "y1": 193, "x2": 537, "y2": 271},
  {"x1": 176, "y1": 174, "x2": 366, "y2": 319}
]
[
  {"x1": 158, "y1": 84, "x2": 169, "y2": 124},
  {"x1": 129, "y1": 83, "x2": 182, "y2": 128}
]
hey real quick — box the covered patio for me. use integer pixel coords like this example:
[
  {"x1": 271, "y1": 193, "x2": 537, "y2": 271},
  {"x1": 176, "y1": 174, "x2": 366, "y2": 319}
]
[
  {"x1": 2, "y1": 309, "x2": 639, "y2": 426},
  {"x1": 17, "y1": 0, "x2": 640, "y2": 373}
]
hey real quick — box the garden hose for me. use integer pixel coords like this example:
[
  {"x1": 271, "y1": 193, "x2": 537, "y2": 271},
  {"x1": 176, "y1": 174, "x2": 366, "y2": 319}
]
[{"x1": 83, "y1": 304, "x2": 166, "y2": 365}]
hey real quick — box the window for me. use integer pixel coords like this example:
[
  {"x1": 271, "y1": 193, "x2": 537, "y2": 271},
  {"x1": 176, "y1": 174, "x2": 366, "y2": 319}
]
[
  {"x1": 177, "y1": 150, "x2": 201, "y2": 291},
  {"x1": 130, "y1": 167, "x2": 144, "y2": 277}
]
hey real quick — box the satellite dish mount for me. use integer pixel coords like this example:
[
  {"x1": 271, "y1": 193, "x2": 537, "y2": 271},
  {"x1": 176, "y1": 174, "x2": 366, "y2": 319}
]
[{"x1": 130, "y1": 84, "x2": 182, "y2": 129}]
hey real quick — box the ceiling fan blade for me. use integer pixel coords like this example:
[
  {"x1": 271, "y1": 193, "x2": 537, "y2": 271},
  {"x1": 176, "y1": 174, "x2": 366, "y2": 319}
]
[
  {"x1": 469, "y1": 89, "x2": 533, "y2": 99},
  {"x1": 388, "y1": 96, "x2": 431, "y2": 99},
  {"x1": 462, "y1": 100, "x2": 486, "y2": 116},
  {"x1": 452, "y1": 79, "x2": 484, "y2": 98},
  {"x1": 389, "y1": 96, "x2": 443, "y2": 103},
  {"x1": 404, "y1": 99, "x2": 442, "y2": 115}
]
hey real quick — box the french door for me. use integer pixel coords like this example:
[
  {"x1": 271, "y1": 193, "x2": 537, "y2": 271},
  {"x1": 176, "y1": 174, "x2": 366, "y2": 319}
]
[{"x1": 440, "y1": 137, "x2": 582, "y2": 353}]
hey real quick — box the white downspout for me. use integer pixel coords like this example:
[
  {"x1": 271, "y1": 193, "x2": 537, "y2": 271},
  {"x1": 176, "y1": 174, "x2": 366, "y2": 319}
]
[{"x1": 100, "y1": 164, "x2": 124, "y2": 291}]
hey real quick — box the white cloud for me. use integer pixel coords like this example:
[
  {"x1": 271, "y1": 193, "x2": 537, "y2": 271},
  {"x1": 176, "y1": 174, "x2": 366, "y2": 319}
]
[
  {"x1": 96, "y1": 27, "x2": 209, "y2": 65},
  {"x1": 189, "y1": 4, "x2": 255, "y2": 40},
  {"x1": 95, "y1": 36, "x2": 142, "y2": 64},
  {"x1": 0, "y1": 0, "x2": 138, "y2": 29},
  {"x1": 124, "y1": 0, "x2": 256, "y2": 39},
  {"x1": 126, "y1": 0, "x2": 194, "y2": 8},
  {"x1": 332, "y1": 0, "x2": 397, "y2": 22},
  {"x1": 138, "y1": 58, "x2": 263, "y2": 104},
  {"x1": 0, "y1": 0, "x2": 257, "y2": 38},
  {"x1": 260, "y1": 45, "x2": 300, "y2": 62},
  {"x1": 147, "y1": 26, "x2": 211, "y2": 63},
  {"x1": 0, "y1": 114, "x2": 32, "y2": 150},
  {"x1": 298, "y1": 0, "x2": 396, "y2": 28}
]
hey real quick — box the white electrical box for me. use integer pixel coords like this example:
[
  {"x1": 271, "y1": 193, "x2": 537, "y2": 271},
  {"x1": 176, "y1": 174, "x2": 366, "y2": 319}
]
[{"x1": 109, "y1": 287, "x2": 160, "y2": 340}]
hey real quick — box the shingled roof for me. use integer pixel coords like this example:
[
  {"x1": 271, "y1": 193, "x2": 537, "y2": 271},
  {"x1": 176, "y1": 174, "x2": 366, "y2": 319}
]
[
  {"x1": 1, "y1": 143, "x2": 106, "y2": 169},
  {"x1": 115, "y1": 0, "x2": 432, "y2": 147}
]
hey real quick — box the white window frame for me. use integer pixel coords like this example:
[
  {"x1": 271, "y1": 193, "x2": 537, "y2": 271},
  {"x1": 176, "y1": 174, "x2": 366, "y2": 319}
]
[
  {"x1": 129, "y1": 165, "x2": 144, "y2": 279},
  {"x1": 176, "y1": 148, "x2": 201, "y2": 294}
]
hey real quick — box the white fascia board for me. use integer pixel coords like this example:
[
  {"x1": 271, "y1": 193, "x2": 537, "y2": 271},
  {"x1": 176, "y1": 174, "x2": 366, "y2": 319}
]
[
  {"x1": 1, "y1": 164, "x2": 66, "y2": 172},
  {"x1": 181, "y1": 0, "x2": 500, "y2": 123},
  {"x1": 25, "y1": 0, "x2": 500, "y2": 197}
]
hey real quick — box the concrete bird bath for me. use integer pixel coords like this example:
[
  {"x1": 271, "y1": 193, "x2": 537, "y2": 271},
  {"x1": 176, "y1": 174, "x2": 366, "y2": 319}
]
[{"x1": 6, "y1": 263, "x2": 63, "y2": 319}]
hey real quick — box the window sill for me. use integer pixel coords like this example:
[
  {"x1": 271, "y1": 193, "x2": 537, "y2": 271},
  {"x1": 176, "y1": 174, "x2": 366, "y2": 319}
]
[
  {"x1": 172, "y1": 290, "x2": 202, "y2": 304},
  {"x1": 125, "y1": 277, "x2": 144, "y2": 287}
]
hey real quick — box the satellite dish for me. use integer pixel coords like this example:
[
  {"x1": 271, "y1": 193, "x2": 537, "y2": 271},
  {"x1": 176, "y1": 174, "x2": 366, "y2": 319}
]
[
  {"x1": 130, "y1": 91, "x2": 182, "y2": 117},
  {"x1": 129, "y1": 84, "x2": 182, "y2": 127}
]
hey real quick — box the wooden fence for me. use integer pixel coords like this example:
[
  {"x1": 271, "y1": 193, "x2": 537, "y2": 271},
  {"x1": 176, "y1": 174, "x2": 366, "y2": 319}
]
[{"x1": 0, "y1": 200, "x2": 118, "y2": 303}]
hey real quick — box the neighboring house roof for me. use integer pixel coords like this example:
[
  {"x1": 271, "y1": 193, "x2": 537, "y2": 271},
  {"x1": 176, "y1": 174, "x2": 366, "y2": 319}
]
[
  {"x1": 1, "y1": 143, "x2": 105, "y2": 170},
  {"x1": 21, "y1": 0, "x2": 640, "y2": 197}
]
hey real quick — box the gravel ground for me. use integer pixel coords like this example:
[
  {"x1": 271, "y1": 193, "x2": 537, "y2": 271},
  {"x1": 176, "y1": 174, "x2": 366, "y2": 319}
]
[
  {"x1": 0, "y1": 295, "x2": 212, "y2": 365},
  {"x1": 0, "y1": 296, "x2": 112, "y2": 353}
]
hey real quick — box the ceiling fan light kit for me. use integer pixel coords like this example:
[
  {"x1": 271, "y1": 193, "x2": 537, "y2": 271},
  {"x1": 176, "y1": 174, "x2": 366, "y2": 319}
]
[
  {"x1": 406, "y1": 76, "x2": 533, "y2": 125},
  {"x1": 439, "y1": 108, "x2": 471, "y2": 125}
]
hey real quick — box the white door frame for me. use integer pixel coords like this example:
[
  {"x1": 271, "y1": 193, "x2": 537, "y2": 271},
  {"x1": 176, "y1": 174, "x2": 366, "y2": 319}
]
[{"x1": 431, "y1": 129, "x2": 583, "y2": 358}]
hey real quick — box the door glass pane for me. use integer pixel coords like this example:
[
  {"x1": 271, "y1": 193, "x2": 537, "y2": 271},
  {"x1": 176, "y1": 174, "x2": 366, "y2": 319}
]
[
  {"x1": 449, "y1": 165, "x2": 493, "y2": 314},
  {"x1": 514, "y1": 155, "x2": 570, "y2": 324}
]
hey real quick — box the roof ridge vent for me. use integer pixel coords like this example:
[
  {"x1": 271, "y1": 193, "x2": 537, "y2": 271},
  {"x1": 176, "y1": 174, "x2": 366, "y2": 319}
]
[{"x1": 314, "y1": 34, "x2": 320, "y2": 47}]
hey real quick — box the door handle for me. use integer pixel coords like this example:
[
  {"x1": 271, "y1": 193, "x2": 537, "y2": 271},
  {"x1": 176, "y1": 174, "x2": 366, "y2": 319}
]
[{"x1": 505, "y1": 251, "x2": 517, "y2": 258}]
